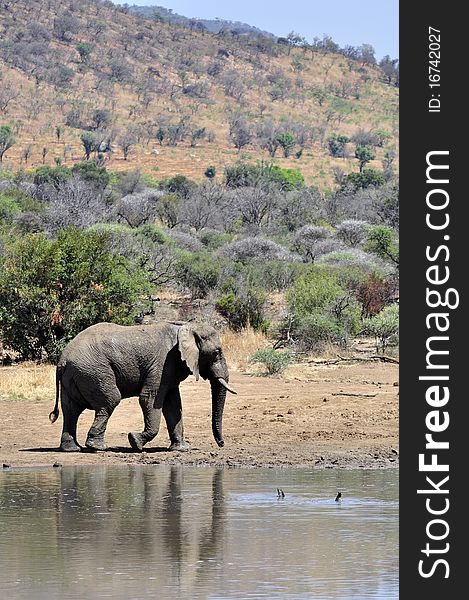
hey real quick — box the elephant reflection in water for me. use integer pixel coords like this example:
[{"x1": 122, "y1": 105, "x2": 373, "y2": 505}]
[{"x1": 55, "y1": 467, "x2": 226, "y2": 593}]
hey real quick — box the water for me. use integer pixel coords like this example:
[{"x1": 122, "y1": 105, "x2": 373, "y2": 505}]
[{"x1": 0, "y1": 466, "x2": 398, "y2": 599}]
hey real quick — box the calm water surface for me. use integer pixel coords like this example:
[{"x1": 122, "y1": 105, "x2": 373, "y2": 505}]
[{"x1": 0, "y1": 465, "x2": 398, "y2": 599}]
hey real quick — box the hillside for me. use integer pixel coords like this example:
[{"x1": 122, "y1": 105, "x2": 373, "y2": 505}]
[
  {"x1": 127, "y1": 3, "x2": 276, "y2": 38},
  {"x1": 0, "y1": 0, "x2": 398, "y2": 188}
]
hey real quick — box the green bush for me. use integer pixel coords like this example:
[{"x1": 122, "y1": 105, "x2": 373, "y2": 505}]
[
  {"x1": 340, "y1": 168, "x2": 386, "y2": 191},
  {"x1": 159, "y1": 174, "x2": 195, "y2": 198},
  {"x1": 364, "y1": 304, "x2": 399, "y2": 352},
  {"x1": 0, "y1": 193, "x2": 21, "y2": 223},
  {"x1": 71, "y1": 161, "x2": 110, "y2": 189},
  {"x1": 286, "y1": 268, "x2": 361, "y2": 349},
  {"x1": 0, "y1": 228, "x2": 149, "y2": 360},
  {"x1": 365, "y1": 225, "x2": 399, "y2": 266},
  {"x1": 33, "y1": 165, "x2": 71, "y2": 187},
  {"x1": 249, "y1": 348, "x2": 294, "y2": 375},
  {"x1": 224, "y1": 161, "x2": 304, "y2": 190},
  {"x1": 327, "y1": 134, "x2": 349, "y2": 157},
  {"x1": 216, "y1": 288, "x2": 268, "y2": 332},
  {"x1": 287, "y1": 268, "x2": 343, "y2": 316},
  {"x1": 268, "y1": 165, "x2": 304, "y2": 190},
  {"x1": 199, "y1": 229, "x2": 234, "y2": 250},
  {"x1": 176, "y1": 251, "x2": 220, "y2": 298}
]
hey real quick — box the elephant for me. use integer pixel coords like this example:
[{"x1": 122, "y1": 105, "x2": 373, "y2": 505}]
[{"x1": 49, "y1": 321, "x2": 237, "y2": 453}]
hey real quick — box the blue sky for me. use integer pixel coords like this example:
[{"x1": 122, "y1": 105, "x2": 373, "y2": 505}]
[{"x1": 113, "y1": 0, "x2": 398, "y2": 60}]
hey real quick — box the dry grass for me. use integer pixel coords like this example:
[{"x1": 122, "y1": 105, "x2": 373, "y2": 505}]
[
  {"x1": 220, "y1": 326, "x2": 270, "y2": 371},
  {"x1": 0, "y1": 362, "x2": 55, "y2": 403}
]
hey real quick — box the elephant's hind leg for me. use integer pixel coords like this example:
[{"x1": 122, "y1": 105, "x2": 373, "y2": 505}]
[
  {"x1": 85, "y1": 388, "x2": 120, "y2": 452},
  {"x1": 60, "y1": 387, "x2": 85, "y2": 452},
  {"x1": 128, "y1": 392, "x2": 162, "y2": 452}
]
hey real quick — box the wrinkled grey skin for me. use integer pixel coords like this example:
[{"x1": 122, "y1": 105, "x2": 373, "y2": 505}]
[{"x1": 49, "y1": 321, "x2": 235, "y2": 453}]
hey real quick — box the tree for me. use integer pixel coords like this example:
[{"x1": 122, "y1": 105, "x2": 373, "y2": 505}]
[
  {"x1": 357, "y1": 43, "x2": 376, "y2": 66},
  {"x1": 80, "y1": 132, "x2": 97, "y2": 160},
  {"x1": 365, "y1": 225, "x2": 399, "y2": 267},
  {"x1": 276, "y1": 132, "x2": 296, "y2": 158},
  {"x1": 0, "y1": 125, "x2": 15, "y2": 162},
  {"x1": 355, "y1": 145, "x2": 376, "y2": 172},
  {"x1": 234, "y1": 184, "x2": 279, "y2": 232},
  {"x1": 0, "y1": 229, "x2": 149, "y2": 360},
  {"x1": 292, "y1": 225, "x2": 332, "y2": 262},
  {"x1": 379, "y1": 55, "x2": 399, "y2": 86},
  {"x1": 76, "y1": 42, "x2": 92, "y2": 64},
  {"x1": 54, "y1": 14, "x2": 80, "y2": 41},
  {"x1": 216, "y1": 287, "x2": 268, "y2": 331},
  {"x1": 365, "y1": 304, "x2": 399, "y2": 352},
  {"x1": 118, "y1": 131, "x2": 137, "y2": 160},
  {"x1": 229, "y1": 115, "x2": 252, "y2": 152},
  {"x1": 328, "y1": 134, "x2": 349, "y2": 158},
  {"x1": 22, "y1": 144, "x2": 33, "y2": 164},
  {"x1": 0, "y1": 80, "x2": 18, "y2": 113},
  {"x1": 91, "y1": 108, "x2": 112, "y2": 130},
  {"x1": 256, "y1": 120, "x2": 280, "y2": 157}
]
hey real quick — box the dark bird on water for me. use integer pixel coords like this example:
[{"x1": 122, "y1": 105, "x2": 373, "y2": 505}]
[
  {"x1": 277, "y1": 488, "x2": 285, "y2": 498},
  {"x1": 335, "y1": 492, "x2": 342, "y2": 502}
]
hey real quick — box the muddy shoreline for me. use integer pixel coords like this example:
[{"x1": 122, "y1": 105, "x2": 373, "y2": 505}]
[{"x1": 1, "y1": 361, "x2": 398, "y2": 470}]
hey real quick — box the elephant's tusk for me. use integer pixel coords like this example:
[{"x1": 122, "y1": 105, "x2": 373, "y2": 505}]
[{"x1": 217, "y1": 378, "x2": 237, "y2": 394}]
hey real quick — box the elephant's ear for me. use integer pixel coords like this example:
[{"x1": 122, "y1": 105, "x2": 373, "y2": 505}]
[{"x1": 177, "y1": 324, "x2": 200, "y2": 381}]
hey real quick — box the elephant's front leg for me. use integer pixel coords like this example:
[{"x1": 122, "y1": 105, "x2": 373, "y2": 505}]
[
  {"x1": 163, "y1": 387, "x2": 190, "y2": 451},
  {"x1": 128, "y1": 392, "x2": 162, "y2": 452}
]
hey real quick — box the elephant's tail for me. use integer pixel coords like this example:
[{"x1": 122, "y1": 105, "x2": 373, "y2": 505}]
[{"x1": 49, "y1": 364, "x2": 63, "y2": 423}]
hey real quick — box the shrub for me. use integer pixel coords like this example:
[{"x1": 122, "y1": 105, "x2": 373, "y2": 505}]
[
  {"x1": 0, "y1": 125, "x2": 16, "y2": 162},
  {"x1": 216, "y1": 288, "x2": 268, "y2": 332},
  {"x1": 159, "y1": 174, "x2": 196, "y2": 198},
  {"x1": 224, "y1": 162, "x2": 304, "y2": 190},
  {"x1": 0, "y1": 192, "x2": 21, "y2": 223},
  {"x1": 71, "y1": 161, "x2": 110, "y2": 190},
  {"x1": 166, "y1": 230, "x2": 204, "y2": 252},
  {"x1": 33, "y1": 165, "x2": 71, "y2": 187},
  {"x1": 286, "y1": 268, "x2": 361, "y2": 349},
  {"x1": 219, "y1": 237, "x2": 298, "y2": 263},
  {"x1": 340, "y1": 168, "x2": 385, "y2": 191},
  {"x1": 365, "y1": 225, "x2": 399, "y2": 266},
  {"x1": 287, "y1": 268, "x2": 343, "y2": 316},
  {"x1": 355, "y1": 273, "x2": 398, "y2": 317},
  {"x1": 204, "y1": 165, "x2": 216, "y2": 179},
  {"x1": 176, "y1": 251, "x2": 220, "y2": 298},
  {"x1": 0, "y1": 229, "x2": 149, "y2": 360},
  {"x1": 249, "y1": 348, "x2": 294, "y2": 375},
  {"x1": 267, "y1": 165, "x2": 304, "y2": 190},
  {"x1": 327, "y1": 134, "x2": 349, "y2": 158},
  {"x1": 364, "y1": 304, "x2": 399, "y2": 352},
  {"x1": 250, "y1": 261, "x2": 309, "y2": 291},
  {"x1": 315, "y1": 249, "x2": 390, "y2": 277},
  {"x1": 198, "y1": 229, "x2": 233, "y2": 250},
  {"x1": 335, "y1": 219, "x2": 368, "y2": 246}
]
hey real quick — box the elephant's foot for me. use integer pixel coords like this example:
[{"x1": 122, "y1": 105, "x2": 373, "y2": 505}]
[
  {"x1": 85, "y1": 436, "x2": 107, "y2": 452},
  {"x1": 128, "y1": 431, "x2": 146, "y2": 452},
  {"x1": 169, "y1": 440, "x2": 191, "y2": 452},
  {"x1": 60, "y1": 434, "x2": 81, "y2": 452}
]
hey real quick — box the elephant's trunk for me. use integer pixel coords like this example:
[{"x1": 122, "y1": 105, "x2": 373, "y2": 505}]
[{"x1": 210, "y1": 379, "x2": 227, "y2": 447}]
